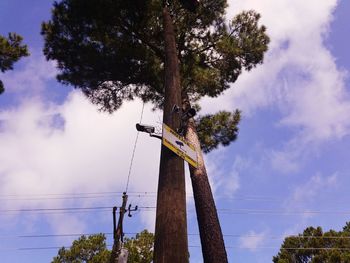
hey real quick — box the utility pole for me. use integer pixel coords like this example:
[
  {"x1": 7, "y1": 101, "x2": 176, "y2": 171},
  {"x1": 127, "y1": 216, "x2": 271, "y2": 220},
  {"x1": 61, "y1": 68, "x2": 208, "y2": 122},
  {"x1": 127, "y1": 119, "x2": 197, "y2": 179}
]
[
  {"x1": 153, "y1": 3, "x2": 188, "y2": 263},
  {"x1": 154, "y1": 1, "x2": 227, "y2": 263},
  {"x1": 110, "y1": 193, "x2": 129, "y2": 263}
]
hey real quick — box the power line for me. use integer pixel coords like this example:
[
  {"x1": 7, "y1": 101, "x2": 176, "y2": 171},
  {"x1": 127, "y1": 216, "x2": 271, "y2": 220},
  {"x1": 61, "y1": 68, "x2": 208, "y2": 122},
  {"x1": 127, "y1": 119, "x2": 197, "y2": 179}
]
[
  {"x1": 0, "y1": 206, "x2": 112, "y2": 213},
  {"x1": 2, "y1": 245, "x2": 350, "y2": 252},
  {"x1": 2, "y1": 206, "x2": 350, "y2": 216},
  {"x1": 0, "y1": 193, "x2": 157, "y2": 201},
  {"x1": 189, "y1": 246, "x2": 350, "y2": 251},
  {"x1": 125, "y1": 102, "x2": 145, "y2": 193},
  {"x1": 0, "y1": 191, "x2": 156, "y2": 200},
  {"x1": 1, "y1": 230, "x2": 350, "y2": 241},
  {"x1": 2, "y1": 191, "x2": 347, "y2": 206},
  {"x1": 0, "y1": 191, "x2": 157, "y2": 198},
  {"x1": 0, "y1": 206, "x2": 155, "y2": 213},
  {"x1": 217, "y1": 209, "x2": 350, "y2": 215}
]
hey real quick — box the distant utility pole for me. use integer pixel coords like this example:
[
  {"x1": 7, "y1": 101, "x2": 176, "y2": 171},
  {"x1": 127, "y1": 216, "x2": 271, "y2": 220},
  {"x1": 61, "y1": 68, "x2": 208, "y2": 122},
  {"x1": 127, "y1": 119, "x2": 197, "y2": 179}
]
[
  {"x1": 153, "y1": 3, "x2": 188, "y2": 263},
  {"x1": 110, "y1": 193, "x2": 137, "y2": 263},
  {"x1": 110, "y1": 193, "x2": 128, "y2": 263}
]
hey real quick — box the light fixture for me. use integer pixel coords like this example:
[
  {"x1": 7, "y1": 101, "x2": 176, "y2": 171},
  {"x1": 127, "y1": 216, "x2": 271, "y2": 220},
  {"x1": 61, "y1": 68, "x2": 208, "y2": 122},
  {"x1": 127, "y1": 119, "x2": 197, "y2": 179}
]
[
  {"x1": 136, "y1": 123, "x2": 162, "y2": 140},
  {"x1": 181, "y1": 107, "x2": 196, "y2": 121},
  {"x1": 136, "y1": 123, "x2": 155, "y2": 134}
]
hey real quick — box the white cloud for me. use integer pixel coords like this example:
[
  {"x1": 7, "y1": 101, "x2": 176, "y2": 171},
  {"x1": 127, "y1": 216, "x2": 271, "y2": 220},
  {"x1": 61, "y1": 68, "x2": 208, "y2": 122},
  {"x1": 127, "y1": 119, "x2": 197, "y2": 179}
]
[
  {"x1": 239, "y1": 230, "x2": 267, "y2": 251},
  {"x1": 205, "y1": 150, "x2": 243, "y2": 198},
  {"x1": 202, "y1": 0, "x2": 350, "y2": 157},
  {"x1": 281, "y1": 172, "x2": 338, "y2": 223},
  {"x1": 281, "y1": 173, "x2": 339, "y2": 235},
  {"x1": 201, "y1": 0, "x2": 350, "y2": 175},
  {"x1": 270, "y1": 148, "x2": 299, "y2": 174},
  {"x1": 290, "y1": 173, "x2": 338, "y2": 205},
  {"x1": 0, "y1": 93, "x2": 160, "y2": 195},
  {"x1": 0, "y1": 50, "x2": 57, "y2": 96},
  {"x1": 0, "y1": 88, "x2": 162, "y2": 234}
]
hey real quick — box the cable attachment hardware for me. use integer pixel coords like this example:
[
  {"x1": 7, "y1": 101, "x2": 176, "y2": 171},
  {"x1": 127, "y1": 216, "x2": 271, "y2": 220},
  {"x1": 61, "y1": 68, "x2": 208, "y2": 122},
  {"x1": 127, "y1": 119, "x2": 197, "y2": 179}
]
[{"x1": 127, "y1": 204, "x2": 138, "y2": 217}]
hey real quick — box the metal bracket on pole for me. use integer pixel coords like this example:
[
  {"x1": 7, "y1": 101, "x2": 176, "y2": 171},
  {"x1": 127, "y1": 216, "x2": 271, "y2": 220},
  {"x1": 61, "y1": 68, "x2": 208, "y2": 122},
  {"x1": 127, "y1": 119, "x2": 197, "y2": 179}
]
[{"x1": 128, "y1": 204, "x2": 138, "y2": 217}]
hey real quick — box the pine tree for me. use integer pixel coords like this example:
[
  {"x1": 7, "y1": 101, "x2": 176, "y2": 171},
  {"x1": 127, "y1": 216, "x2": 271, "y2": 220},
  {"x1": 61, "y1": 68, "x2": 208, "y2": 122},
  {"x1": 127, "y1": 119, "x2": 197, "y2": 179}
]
[
  {"x1": 51, "y1": 231, "x2": 154, "y2": 263},
  {"x1": 52, "y1": 234, "x2": 111, "y2": 263},
  {"x1": 0, "y1": 33, "x2": 29, "y2": 94},
  {"x1": 42, "y1": 1, "x2": 269, "y2": 261},
  {"x1": 273, "y1": 222, "x2": 350, "y2": 262}
]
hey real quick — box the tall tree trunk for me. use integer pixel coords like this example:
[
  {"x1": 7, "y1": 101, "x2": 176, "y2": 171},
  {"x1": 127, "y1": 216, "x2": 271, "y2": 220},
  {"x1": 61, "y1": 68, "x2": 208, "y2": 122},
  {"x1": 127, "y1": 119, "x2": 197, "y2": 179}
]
[
  {"x1": 184, "y1": 98, "x2": 228, "y2": 263},
  {"x1": 153, "y1": 6, "x2": 188, "y2": 263}
]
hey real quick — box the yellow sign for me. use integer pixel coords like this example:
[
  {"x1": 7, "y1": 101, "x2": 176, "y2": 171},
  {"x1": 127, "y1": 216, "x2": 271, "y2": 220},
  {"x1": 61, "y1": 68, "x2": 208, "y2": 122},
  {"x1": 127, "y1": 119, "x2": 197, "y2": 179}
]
[{"x1": 162, "y1": 123, "x2": 198, "y2": 168}]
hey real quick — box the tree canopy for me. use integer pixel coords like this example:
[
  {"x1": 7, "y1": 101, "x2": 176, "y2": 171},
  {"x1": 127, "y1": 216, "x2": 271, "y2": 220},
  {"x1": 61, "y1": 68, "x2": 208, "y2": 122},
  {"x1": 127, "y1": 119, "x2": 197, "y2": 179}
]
[
  {"x1": 0, "y1": 33, "x2": 29, "y2": 94},
  {"x1": 195, "y1": 110, "x2": 241, "y2": 153},
  {"x1": 123, "y1": 230, "x2": 154, "y2": 263},
  {"x1": 52, "y1": 234, "x2": 111, "y2": 263},
  {"x1": 273, "y1": 222, "x2": 350, "y2": 263},
  {"x1": 52, "y1": 231, "x2": 154, "y2": 263},
  {"x1": 42, "y1": 0, "x2": 269, "y2": 151}
]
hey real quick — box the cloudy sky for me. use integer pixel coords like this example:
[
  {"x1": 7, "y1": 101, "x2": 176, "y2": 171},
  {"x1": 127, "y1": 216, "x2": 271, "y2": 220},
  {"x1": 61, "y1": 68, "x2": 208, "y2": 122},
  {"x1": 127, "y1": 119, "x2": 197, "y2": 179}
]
[{"x1": 1, "y1": 0, "x2": 350, "y2": 262}]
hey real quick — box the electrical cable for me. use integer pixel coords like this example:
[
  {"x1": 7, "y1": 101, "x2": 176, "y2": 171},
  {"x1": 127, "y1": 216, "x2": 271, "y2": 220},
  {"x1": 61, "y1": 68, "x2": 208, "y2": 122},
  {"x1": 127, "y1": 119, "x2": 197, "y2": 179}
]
[
  {"x1": 188, "y1": 246, "x2": 350, "y2": 251},
  {"x1": 125, "y1": 102, "x2": 145, "y2": 193},
  {"x1": 2, "y1": 245, "x2": 350, "y2": 252},
  {"x1": 1, "y1": 232, "x2": 350, "y2": 240},
  {"x1": 0, "y1": 206, "x2": 155, "y2": 214},
  {"x1": 3, "y1": 191, "x2": 349, "y2": 206},
  {"x1": 0, "y1": 191, "x2": 157, "y2": 198},
  {"x1": 2, "y1": 206, "x2": 350, "y2": 215},
  {"x1": 0, "y1": 206, "x2": 112, "y2": 212},
  {"x1": 0, "y1": 193, "x2": 157, "y2": 201}
]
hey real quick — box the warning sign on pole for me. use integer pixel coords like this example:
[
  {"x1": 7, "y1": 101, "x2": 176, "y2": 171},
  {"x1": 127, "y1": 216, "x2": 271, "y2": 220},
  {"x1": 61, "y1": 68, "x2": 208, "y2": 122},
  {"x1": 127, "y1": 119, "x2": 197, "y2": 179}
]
[{"x1": 162, "y1": 123, "x2": 198, "y2": 168}]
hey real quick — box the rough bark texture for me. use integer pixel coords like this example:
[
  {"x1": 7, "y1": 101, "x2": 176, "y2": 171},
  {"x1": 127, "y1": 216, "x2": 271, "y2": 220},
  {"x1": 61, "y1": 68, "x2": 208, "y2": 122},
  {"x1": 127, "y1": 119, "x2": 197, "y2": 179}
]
[
  {"x1": 185, "y1": 117, "x2": 228, "y2": 263},
  {"x1": 153, "y1": 7, "x2": 188, "y2": 263}
]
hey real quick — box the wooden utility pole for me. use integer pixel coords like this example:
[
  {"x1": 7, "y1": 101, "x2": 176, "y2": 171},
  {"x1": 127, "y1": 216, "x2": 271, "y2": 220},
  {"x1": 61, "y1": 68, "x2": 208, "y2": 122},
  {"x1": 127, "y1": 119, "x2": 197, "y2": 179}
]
[
  {"x1": 153, "y1": 4, "x2": 188, "y2": 263},
  {"x1": 110, "y1": 193, "x2": 128, "y2": 263},
  {"x1": 154, "y1": 1, "x2": 227, "y2": 262}
]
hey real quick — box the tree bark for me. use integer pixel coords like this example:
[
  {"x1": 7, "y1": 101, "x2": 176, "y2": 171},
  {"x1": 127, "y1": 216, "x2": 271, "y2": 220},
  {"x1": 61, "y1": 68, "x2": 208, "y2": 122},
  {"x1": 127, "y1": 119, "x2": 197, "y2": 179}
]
[
  {"x1": 153, "y1": 6, "x2": 188, "y2": 263},
  {"x1": 185, "y1": 107, "x2": 228, "y2": 263}
]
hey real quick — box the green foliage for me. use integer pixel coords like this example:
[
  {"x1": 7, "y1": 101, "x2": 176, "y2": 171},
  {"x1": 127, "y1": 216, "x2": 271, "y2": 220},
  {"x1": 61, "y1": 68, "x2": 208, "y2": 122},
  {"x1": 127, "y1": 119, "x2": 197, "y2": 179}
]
[
  {"x1": 273, "y1": 223, "x2": 350, "y2": 263},
  {"x1": 196, "y1": 110, "x2": 241, "y2": 153},
  {"x1": 0, "y1": 33, "x2": 29, "y2": 72},
  {"x1": 51, "y1": 231, "x2": 154, "y2": 263},
  {"x1": 42, "y1": 0, "x2": 269, "y2": 110},
  {"x1": 123, "y1": 230, "x2": 154, "y2": 263},
  {"x1": 42, "y1": 0, "x2": 269, "y2": 151},
  {"x1": 42, "y1": 0, "x2": 164, "y2": 111},
  {"x1": 51, "y1": 234, "x2": 111, "y2": 263},
  {"x1": 0, "y1": 33, "x2": 29, "y2": 94},
  {"x1": 0, "y1": 80, "x2": 4, "y2": 94}
]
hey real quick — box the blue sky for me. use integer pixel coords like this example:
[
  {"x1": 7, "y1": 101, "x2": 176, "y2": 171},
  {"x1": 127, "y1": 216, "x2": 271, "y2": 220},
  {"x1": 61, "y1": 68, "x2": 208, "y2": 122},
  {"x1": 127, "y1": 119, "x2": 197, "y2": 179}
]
[{"x1": 0, "y1": 0, "x2": 350, "y2": 262}]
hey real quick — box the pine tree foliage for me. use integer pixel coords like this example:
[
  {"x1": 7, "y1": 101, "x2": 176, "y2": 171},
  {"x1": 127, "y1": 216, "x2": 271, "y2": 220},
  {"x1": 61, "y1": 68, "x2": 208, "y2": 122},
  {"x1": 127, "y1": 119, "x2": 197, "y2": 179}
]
[
  {"x1": 52, "y1": 234, "x2": 111, "y2": 263},
  {"x1": 123, "y1": 230, "x2": 154, "y2": 263},
  {"x1": 273, "y1": 222, "x2": 350, "y2": 263},
  {"x1": 0, "y1": 33, "x2": 29, "y2": 94},
  {"x1": 42, "y1": 0, "x2": 269, "y2": 151},
  {"x1": 196, "y1": 110, "x2": 241, "y2": 153},
  {"x1": 51, "y1": 231, "x2": 154, "y2": 263}
]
